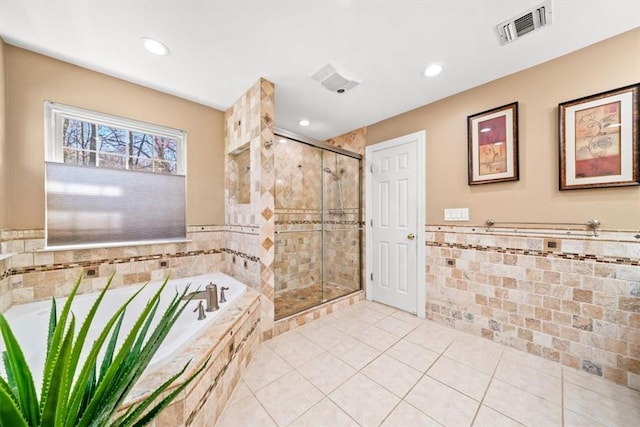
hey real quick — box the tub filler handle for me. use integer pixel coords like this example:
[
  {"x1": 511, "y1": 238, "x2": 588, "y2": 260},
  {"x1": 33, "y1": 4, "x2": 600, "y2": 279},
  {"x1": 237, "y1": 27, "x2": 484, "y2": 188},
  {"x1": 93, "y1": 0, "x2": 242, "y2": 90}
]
[
  {"x1": 194, "y1": 301, "x2": 206, "y2": 320},
  {"x1": 206, "y1": 283, "x2": 219, "y2": 312},
  {"x1": 220, "y1": 287, "x2": 230, "y2": 304}
]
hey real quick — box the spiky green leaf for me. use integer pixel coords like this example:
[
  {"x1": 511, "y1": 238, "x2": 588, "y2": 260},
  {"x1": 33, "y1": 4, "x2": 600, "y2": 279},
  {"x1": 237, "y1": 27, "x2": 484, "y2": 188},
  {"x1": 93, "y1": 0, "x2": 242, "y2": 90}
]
[
  {"x1": 0, "y1": 379, "x2": 29, "y2": 427},
  {"x1": 0, "y1": 314, "x2": 39, "y2": 425}
]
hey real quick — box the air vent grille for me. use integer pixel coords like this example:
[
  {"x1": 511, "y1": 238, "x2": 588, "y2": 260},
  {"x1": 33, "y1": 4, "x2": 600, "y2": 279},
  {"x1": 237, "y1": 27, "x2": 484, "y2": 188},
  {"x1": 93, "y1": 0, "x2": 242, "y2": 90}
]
[
  {"x1": 496, "y1": 0, "x2": 552, "y2": 45},
  {"x1": 514, "y1": 13, "x2": 535, "y2": 36}
]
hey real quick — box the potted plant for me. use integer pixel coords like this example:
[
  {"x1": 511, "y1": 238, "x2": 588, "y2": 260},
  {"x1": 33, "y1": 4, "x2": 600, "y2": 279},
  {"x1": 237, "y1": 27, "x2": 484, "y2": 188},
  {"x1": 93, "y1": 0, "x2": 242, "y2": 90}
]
[{"x1": 0, "y1": 275, "x2": 207, "y2": 426}]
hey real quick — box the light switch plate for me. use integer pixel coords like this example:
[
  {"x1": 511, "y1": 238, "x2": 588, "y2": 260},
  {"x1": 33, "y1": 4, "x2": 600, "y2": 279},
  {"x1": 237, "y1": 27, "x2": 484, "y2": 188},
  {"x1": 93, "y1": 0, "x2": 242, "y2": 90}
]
[{"x1": 444, "y1": 208, "x2": 469, "y2": 221}]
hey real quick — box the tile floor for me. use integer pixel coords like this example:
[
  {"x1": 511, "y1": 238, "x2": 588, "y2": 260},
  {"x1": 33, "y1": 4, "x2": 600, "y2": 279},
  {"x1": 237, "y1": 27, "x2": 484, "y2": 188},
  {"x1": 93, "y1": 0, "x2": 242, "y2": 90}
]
[{"x1": 216, "y1": 300, "x2": 640, "y2": 427}]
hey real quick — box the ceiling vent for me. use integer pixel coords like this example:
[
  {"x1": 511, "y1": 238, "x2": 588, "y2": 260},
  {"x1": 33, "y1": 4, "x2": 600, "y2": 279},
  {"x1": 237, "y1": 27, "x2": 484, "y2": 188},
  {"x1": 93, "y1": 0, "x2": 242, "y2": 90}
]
[
  {"x1": 496, "y1": 0, "x2": 552, "y2": 45},
  {"x1": 310, "y1": 61, "x2": 361, "y2": 94}
]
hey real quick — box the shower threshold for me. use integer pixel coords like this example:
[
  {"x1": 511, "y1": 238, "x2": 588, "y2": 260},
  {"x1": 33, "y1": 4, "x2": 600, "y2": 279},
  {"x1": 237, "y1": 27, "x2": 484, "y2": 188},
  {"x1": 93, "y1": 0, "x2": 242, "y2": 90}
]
[{"x1": 274, "y1": 282, "x2": 360, "y2": 320}]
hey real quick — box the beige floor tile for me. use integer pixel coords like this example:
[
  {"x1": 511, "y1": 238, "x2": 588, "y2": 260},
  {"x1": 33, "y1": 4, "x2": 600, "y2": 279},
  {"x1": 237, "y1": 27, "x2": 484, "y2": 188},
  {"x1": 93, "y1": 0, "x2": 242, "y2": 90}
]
[
  {"x1": 380, "y1": 401, "x2": 443, "y2": 427},
  {"x1": 405, "y1": 375, "x2": 479, "y2": 427},
  {"x1": 270, "y1": 332, "x2": 324, "y2": 367},
  {"x1": 472, "y1": 405, "x2": 524, "y2": 427},
  {"x1": 265, "y1": 329, "x2": 301, "y2": 349},
  {"x1": 563, "y1": 381, "x2": 640, "y2": 427},
  {"x1": 405, "y1": 321, "x2": 463, "y2": 352},
  {"x1": 226, "y1": 379, "x2": 251, "y2": 407},
  {"x1": 351, "y1": 306, "x2": 391, "y2": 323},
  {"x1": 297, "y1": 323, "x2": 349, "y2": 350},
  {"x1": 241, "y1": 346, "x2": 293, "y2": 392},
  {"x1": 297, "y1": 351, "x2": 357, "y2": 394},
  {"x1": 329, "y1": 336, "x2": 381, "y2": 370},
  {"x1": 325, "y1": 316, "x2": 370, "y2": 335},
  {"x1": 502, "y1": 347, "x2": 562, "y2": 378},
  {"x1": 385, "y1": 338, "x2": 440, "y2": 372},
  {"x1": 361, "y1": 353, "x2": 423, "y2": 397},
  {"x1": 563, "y1": 367, "x2": 640, "y2": 409},
  {"x1": 352, "y1": 324, "x2": 401, "y2": 351},
  {"x1": 427, "y1": 356, "x2": 491, "y2": 400},
  {"x1": 289, "y1": 398, "x2": 359, "y2": 427},
  {"x1": 563, "y1": 408, "x2": 608, "y2": 427},
  {"x1": 494, "y1": 358, "x2": 561, "y2": 404},
  {"x1": 443, "y1": 338, "x2": 503, "y2": 375},
  {"x1": 329, "y1": 373, "x2": 400, "y2": 426},
  {"x1": 375, "y1": 315, "x2": 419, "y2": 337},
  {"x1": 484, "y1": 379, "x2": 562, "y2": 426},
  {"x1": 362, "y1": 301, "x2": 398, "y2": 315},
  {"x1": 215, "y1": 394, "x2": 276, "y2": 427},
  {"x1": 255, "y1": 370, "x2": 324, "y2": 427},
  {"x1": 390, "y1": 310, "x2": 424, "y2": 326}
]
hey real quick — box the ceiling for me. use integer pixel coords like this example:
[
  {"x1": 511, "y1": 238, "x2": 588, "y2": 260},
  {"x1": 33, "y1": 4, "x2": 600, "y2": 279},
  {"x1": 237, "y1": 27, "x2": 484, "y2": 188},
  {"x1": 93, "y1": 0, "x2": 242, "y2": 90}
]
[{"x1": 0, "y1": 1, "x2": 638, "y2": 141}]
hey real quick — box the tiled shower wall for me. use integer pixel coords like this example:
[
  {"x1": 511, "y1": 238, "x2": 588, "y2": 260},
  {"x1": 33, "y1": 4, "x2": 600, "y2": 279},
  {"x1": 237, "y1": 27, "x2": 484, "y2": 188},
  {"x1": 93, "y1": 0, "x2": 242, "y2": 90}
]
[
  {"x1": 0, "y1": 226, "x2": 226, "y2": 312},
  {"x1": 224, "y1": 78, "x2": 275, "y2": 337},
  {"x1": 425, "y1": 225, "x2": 640, "y2": 390}
]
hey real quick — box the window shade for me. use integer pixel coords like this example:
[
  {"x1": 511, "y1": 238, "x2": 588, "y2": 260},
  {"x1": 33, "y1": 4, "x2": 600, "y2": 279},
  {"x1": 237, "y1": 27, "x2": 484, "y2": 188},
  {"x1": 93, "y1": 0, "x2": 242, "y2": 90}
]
[{"x1": 46, "y1": 162, "x2": 186, "y2": 247}]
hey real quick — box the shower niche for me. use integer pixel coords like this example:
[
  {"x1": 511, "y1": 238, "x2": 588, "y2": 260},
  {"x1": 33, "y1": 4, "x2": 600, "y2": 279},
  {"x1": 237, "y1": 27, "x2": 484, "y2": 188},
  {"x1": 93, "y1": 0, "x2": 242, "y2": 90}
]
[
  {"x1": 274, "y1": 132, "x2": 362, "y2": 320},
  {"x1": 228, "y1": 145, "x2": 251, "y2": 205}
]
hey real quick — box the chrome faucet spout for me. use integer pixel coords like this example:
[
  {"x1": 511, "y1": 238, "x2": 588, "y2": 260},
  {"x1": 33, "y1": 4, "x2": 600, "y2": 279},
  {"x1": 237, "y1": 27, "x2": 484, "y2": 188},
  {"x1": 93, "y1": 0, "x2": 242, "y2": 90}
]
[{"x1": 206, "y1": 283, "x2": 219, "y2": 312}]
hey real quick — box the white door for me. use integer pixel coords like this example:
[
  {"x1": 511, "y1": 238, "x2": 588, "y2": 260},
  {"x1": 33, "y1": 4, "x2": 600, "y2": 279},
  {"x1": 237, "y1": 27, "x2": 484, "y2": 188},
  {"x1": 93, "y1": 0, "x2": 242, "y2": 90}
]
[{"x1": 366, "y1": 131, "x2": 425, "y2": 316}]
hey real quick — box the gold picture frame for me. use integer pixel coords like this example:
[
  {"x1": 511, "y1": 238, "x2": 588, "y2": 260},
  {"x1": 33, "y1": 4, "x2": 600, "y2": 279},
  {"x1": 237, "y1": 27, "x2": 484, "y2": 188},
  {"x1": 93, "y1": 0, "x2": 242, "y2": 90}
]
[
  {"x1": 559, "y1": 83, "x2": 639, "y2": 190},
  {"x1": 467, "y1": 102, "x2": 519, "y2": 185}
]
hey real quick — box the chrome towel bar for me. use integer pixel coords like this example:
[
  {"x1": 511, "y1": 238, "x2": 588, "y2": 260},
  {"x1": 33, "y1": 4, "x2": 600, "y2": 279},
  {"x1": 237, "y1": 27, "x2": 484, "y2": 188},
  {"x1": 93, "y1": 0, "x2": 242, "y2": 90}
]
[{"x1": 485, "y1": 219, "x2": 601, "y2": 237}]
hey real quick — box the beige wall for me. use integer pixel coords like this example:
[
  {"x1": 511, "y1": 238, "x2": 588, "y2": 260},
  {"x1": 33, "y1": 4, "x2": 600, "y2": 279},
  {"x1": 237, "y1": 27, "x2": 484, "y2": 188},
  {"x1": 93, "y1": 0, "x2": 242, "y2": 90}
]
[
  {"x1": 367, "y1": 28, "x2": 640, "y2": 230},
  {"x1": 4, "y1": 45, "x2": 225, "y2": 229},
  {"x1": 0, "y1": 39, "x2": 7, "y2": 229}
]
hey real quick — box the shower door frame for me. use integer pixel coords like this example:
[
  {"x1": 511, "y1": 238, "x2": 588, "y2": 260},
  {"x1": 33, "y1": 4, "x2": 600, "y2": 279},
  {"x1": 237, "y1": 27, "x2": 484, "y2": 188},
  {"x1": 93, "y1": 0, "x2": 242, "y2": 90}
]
[{"x1": 274, "y1": 128, "x2": 363, "y2": 315}]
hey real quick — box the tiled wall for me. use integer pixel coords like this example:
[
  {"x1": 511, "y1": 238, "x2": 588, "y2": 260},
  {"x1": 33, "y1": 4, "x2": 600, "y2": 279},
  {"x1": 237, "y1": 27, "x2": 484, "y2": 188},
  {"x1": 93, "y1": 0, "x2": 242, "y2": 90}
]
[
  {"x1": 0, "y1": 226, "x2": 227, "y2": 311},
  {"x1": 425, "y1": 224, "x2": 640, "y2": 390},
  {"x1": 224, "y1": 78, "x2": 276, "y2": 338}
]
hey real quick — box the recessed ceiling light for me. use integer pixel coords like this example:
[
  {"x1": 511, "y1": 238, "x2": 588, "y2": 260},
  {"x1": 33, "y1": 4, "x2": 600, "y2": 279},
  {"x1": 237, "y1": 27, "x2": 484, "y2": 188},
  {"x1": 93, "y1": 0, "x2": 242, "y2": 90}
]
[
  {"x1": 278, "y1": 138, "x2": 287, "y2": 144},
  {"x1": 480, "y1": 127, "x2": 491, "y2": 133},
  {"x1": 424, "y1": 63, "x2": 443, "y2": 77},
  {"x1": 142, "y1": 37, "x2": 170, "y2": 56},
  {"x1": 299, "y1": 119, "x2": 310, "y2": 127}
]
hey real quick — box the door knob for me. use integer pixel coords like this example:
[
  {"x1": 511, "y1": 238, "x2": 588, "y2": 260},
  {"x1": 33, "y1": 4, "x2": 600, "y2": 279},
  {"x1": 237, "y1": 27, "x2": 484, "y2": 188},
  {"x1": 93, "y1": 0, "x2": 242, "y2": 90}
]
[{"x1": 407, "y1": 233, "x2": 415, "y2": 240}]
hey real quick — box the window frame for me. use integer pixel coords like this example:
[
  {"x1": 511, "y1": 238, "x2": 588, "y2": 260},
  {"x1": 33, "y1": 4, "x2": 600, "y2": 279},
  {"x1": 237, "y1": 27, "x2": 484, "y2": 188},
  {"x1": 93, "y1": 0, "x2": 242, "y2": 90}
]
[{"x1": 44, "y1": 101, "x2": 187, "y2": 175}]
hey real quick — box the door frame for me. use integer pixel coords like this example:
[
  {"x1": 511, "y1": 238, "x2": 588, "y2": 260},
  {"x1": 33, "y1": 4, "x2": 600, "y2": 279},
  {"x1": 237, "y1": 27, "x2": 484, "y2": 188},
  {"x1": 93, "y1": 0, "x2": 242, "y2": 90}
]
[{"x1": 365, "y1": 131, "x2": 426, "y2": 318}]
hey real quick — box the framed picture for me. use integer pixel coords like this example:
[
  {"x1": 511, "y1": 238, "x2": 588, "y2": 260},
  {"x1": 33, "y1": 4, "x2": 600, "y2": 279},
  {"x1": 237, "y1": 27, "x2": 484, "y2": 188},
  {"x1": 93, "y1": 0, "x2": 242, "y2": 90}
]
[
  {"x1": 467, "y1": 102, "x2": 519, "y2": 185},
  {"x1": 559, "y1": 83, "x2": 639, "y2": 190}
]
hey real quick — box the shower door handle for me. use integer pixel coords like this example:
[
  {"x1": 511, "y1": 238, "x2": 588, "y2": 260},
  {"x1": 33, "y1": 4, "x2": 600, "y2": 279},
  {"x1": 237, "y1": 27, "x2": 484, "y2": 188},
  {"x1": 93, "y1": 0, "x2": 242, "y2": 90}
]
[{"x1": 407, "y1": 233, "x2": 415, "y2": 240}]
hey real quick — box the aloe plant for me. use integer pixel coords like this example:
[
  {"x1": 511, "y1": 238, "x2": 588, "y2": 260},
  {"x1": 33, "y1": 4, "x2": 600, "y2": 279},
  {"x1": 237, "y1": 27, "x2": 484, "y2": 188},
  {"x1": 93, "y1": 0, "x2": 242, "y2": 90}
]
[{"x1": 0, "y1": 275, "x2": 208, "y2": 427}]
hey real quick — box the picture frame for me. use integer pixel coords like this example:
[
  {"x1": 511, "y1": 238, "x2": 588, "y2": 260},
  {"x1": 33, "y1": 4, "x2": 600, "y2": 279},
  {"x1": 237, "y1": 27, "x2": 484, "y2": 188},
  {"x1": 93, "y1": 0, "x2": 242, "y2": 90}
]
[
  {"x1": 559, "y1": 83, "x2": 639, "y2": 190},
  {"x1": 467, "y1": 102, "x2": 519, "y2": 185}
]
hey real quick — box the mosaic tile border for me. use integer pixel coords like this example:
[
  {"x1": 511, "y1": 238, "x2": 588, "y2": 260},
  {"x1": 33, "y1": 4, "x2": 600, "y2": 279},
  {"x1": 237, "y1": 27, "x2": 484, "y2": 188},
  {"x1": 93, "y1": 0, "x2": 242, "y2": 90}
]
[
  {"x1": 0, "y1": 248, "x2": 259, "y2": 279},
  {"x1": 426, "y1": 241, "x2": 640, "y2": 266},
  {"x1": 275, "y1": 220, "x2": 364, "y2": 226}
]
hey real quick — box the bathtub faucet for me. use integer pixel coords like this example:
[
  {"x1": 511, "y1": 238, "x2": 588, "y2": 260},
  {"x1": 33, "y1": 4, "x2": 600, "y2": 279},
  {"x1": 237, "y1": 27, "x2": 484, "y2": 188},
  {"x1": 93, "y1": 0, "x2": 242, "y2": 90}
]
[
  {"x1": 220, "y1": 286, "x2": 230, "y2": 304},
  {"x1": 206, "y1": 283, "x2": 219, "y2": 312},
  {"x1": 193, "y1": 301, "x2": 206, "y2": 320}
]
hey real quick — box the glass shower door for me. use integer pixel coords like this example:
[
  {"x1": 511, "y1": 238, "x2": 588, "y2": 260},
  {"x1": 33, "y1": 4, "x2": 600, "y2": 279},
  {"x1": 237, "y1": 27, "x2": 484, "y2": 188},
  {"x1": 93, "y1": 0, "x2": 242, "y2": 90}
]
[
  {"x1": 274, "y1": 139, "x2": 324, "y2": 319},
  {"x1": 322, "y1": 151, "x2": 362, "y2": 301},
  {"x1": 274, "y1": 135, "x2": 362, "y2": 320}
]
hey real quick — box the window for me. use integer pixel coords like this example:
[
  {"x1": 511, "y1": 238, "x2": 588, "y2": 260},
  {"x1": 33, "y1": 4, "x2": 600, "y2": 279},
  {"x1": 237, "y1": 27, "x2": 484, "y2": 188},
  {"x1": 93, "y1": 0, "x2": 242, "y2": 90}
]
[{"x1": 45, "y1": 102, "x2": 187, "y2": 248}]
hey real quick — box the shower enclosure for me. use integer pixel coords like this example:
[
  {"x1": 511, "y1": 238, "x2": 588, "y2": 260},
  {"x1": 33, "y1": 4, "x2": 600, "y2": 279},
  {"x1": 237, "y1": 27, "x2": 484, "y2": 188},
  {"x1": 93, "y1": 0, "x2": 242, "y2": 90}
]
[{"x1": 274, "y1": 131, "x2": 362, "y2": 320}]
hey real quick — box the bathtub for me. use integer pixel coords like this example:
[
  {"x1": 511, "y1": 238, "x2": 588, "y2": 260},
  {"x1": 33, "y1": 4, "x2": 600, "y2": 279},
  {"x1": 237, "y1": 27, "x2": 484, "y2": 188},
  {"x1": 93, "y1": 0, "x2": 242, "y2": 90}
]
[{"x1": 0, "y1": 272, "x2": 246, "y2": 388}]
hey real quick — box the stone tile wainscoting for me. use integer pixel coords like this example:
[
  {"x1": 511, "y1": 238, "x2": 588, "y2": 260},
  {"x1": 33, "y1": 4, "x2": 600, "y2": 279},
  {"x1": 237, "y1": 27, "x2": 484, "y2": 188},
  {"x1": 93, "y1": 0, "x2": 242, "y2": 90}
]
[
  {"x1": 425, "y1": 224, "x2": 640, "y2": 390},
  {"x1": 0, "y1": 226, "x2": 263, "y2": 310}
]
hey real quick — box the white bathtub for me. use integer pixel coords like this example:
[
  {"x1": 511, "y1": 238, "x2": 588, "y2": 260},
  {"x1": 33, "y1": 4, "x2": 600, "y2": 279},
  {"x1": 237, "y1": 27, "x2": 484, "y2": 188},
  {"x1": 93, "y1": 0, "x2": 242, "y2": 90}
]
[{"x1": 0, "y1": 272, "x2": 246, "y2": 388}]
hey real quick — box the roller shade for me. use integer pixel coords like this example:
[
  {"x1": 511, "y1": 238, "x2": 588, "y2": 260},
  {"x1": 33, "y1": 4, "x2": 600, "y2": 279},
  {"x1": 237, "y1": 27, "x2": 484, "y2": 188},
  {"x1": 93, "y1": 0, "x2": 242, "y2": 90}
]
[{"x1": 46, "y1": 162, "x2": 186, "y2": 247}]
